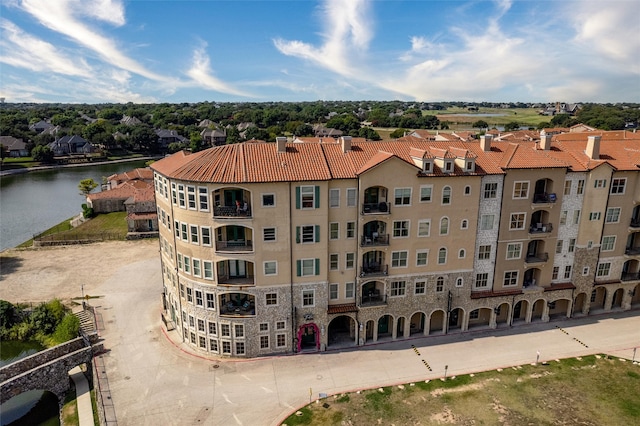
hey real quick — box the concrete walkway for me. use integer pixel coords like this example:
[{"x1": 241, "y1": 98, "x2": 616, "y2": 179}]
[
  {"x1": 93, "y1": 255, "x2": 640, "y2": 426},
  {"x1": 69, "y1": 366, "x2": 94, "y2": 426}
]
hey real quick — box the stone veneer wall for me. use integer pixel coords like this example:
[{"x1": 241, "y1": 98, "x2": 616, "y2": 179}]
[{"x1": 474, "y1": 175, "x2": 504, "y2": 290}]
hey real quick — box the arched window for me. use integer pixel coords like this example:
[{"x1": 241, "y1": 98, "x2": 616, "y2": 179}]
[
  {"x1": 436, "y1": 276, "x2": 444, "y2": 292},
  {"x1": 456, "y1": 277, "x2": 463, "y2": 287},
  {"x1": 461, "y1": 219, "x2": 468, "y2": 229},
  {"x1": 438, "y1": 248, "x2": 447, "y2": 264},
  {"x1": 464, "y1": 185, "x2": 471, "y2": 195},
  {"x1": 442, "y1": 186, "x2": 451, "y2": 204},
  {"x1": 440, "y1": 217, "x2": 449, "y2": 235},
  {"x1": 458, "y1": 249, "x2": 466, "y2": 258}
]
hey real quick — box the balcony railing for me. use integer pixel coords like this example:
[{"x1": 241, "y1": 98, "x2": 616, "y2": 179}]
[
  {"x1": 362, "y1": 202, "x2": 390, "y2": 215},
  {"x1": 360, "y1": 264, "x2": 388, "y2": 277},
  {"x1": 361, "y1": 292, "x2": 387, "y2": 306},
  {"x1": 215, "y1": 240, "x2": 253, "y2": 252},
  {"x1": 360, "y1": 233, "x2": 389, "y2": 247},
  {"x1": 630, "y1": 218, "x2": 640, "y2": 228},
  {"x1": 217, "y1": 275, "x2": 255, "y2": 286},
  {"x1": 529, "y1": 223, "x2": 553, "y2": 234},
  {"x1": 532, "y1": 193, "x2": 557, "y2": 204},
  {"x1": 621, "y1": 272, "x2": 640, "y2": 281},
  {"x1": 213, "y1": 205, "x2": 252, "y2": 218},
  {"x1": 525, "y1": 252, "x2": 549, "y2": 264},
  {"x1": 625, "y1": 247, "x2": 640, "y2": 256}
]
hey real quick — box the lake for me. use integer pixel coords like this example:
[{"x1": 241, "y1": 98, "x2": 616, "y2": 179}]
[{"x1": 0, "y1": 160, "x2": 148, "y2": 251}]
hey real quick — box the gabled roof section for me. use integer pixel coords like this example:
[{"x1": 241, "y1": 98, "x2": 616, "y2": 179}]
[
  {"x1": 448, "y1": 147, "x2": 477, "y2": 159},
  {"x1": 356, "y1": 151, "x2": 398, "y2": 175},
  {"x1": 498, "y1": 142, "x2": 568, "y2": 170}
]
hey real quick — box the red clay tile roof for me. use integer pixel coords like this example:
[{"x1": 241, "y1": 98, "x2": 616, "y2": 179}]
[
  {"x1": 544, "y1": 282, "x2": 576, "y2": 291},
  {"x1": 107, "y1": 167, "x2": 153, "y2": 182},
  {"x1": 327, "y1": 303, "x2": 358, "y2": 314},
  {"x1": 127, "y1": 212, "x2": 157, "y2": 220},
  {"x1": 87, "y1": 180, "x2": 155, "y2": 202}
]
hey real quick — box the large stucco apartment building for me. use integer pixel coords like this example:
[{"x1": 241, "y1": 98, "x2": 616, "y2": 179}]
[{"x1": 151, "y1": 130, "x2": 640, "y2": 358}]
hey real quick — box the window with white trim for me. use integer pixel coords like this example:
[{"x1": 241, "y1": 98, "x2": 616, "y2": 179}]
[
  {"x1": 573, "y1": 210, "x2": 581, "y2": 224},
  {"x1": 181, "y1": 222, "x2": 188, "y2": 241},
  {"x1": 346, "y1": 188, "x2": 357, "y2": 207},
  {"x1": 391, "y1": 251, "x2": 408, "y2": 267},
  {"x1": 298, "y1": 258, "x2": 319, "y2": 276},
  {"x1": 262, "y1": 193, "x2": 275, "y2": 207},
  {"x1": 483, "y1": 182, "x2": 497, "y2": 199},
  {"x1": 345, "y1": 253, "x2": 355, "y2": 269},
  {"x1": 563, "y1": 180, "x2": 572, "y2": 195},
  {"x1": 415, "y1": 281, "x2": 426, "y2": 294},
  {"x1": 564, "y1": 265, "x2": 572, "y2": 279},
  {"x1": 263, "y1": 227, "x2": 276, "y2": 242},
  {"x1": 596, "y1": 262, "x2": 611, "y2": 277},
  {"x1": 329, "y1": 222, "x2": 339, "y2": 240},
  {"x1": 461, "y1": 219, "x2": 468, "y2": 229},
  {"x1": 276, "y1": 334, "x2": 286, "y2": 347},
  {"x1": 506, "y1": 243, "x2": 522, "y2": 260},
  {"x1": 393, "y1": 220, "x2": 409, "y2": 237},
  {"x1": 552, "y1": 267, "x2": 559, "y2": 280},
  {"x1": 183, "y1": 256, "x2": 191, "y2": 274},
  {"x1": 260, "y1": 335, "x2": 269, "y2": 349},
  {"x1": 329, "y1": 188, "x2": 340, "y2": 208},
  {"x1": 416, "y1": 250, "x2": 428, "y2": 266},
  {"x1": 299, "y1": 185, "x2": 316, "y2": 208},
  {"x1": 201, "y1": 227, "x2": 211, "y2": 246},
  {"x1": 198, "y1": 187, "x2": 209, "y2": 211},
  {"x1": 509, "y1": 213, "x2": 526, "y2": 230},
  {"x1": 302, "y1": 289, "x2": 315, "y2": 306},
  {"x1": 420, "y1": 185, "x2": 433, "y2": 202},
  {"x1": 190, "y1": 225, "x2": 199, "y2": 244},
  {"x1": 266, "y1": 293, "x2": 277, "y2": 305},
  {"x1": 438, "y1": 248, "x2": 447, "y2": 264},
  {"x1": 329, "y1": 283, "x2": 338, "y2": 300},
  {"x1": 556, "y1": 240, "x2": 563, "y2": 254},
  {"x1": 346, "y1": 222, "x2": 355, "y2": 238},
  {"x1": 345, "y1": 282, "x2": 354, "y2": 298},
  {"x1": 594, "y1": 179, "x2": 606, "y2": 188},
  {"x1": 568, "y1": 238, "x2": 576, "y2": 253},
  {"x1": 442, "y1": 186, "x2": 451, "y2": 205},
  {"x1": 187, "y1": 186, "x2": 196, "y2": 210},
  {"x1": 394, "y1": 188, "x2": 411, "y2": 205},
  {"x1": 177, "y1": 184, "x2": 185, "y2": 208},
  {"x1": 605, "y1": 207, "x2": 621, "y2": 223},
  {"x1": 171, "y1": 182, "x2": 177, "y2": 204},
  {"x1": 390, "y1": 280, "x2": 406, "y2": 297},
  {"x1": 513, "y1": 181, "x2": 529, "y2": 199},
  {"x1": 601, "y1": 235, "x2": 616, "y2": 251},
  {"x1": 329, "y1": 253, "x2": 339, "y2": 270},
  {"x1": 458, "y1": 249, "x2": 466, "y2": 258},
  {"x1": 503, "y1": 271, "x2": 518, "y2": 286},
  {"x1": 480, "y1": 214, "x2": 494, "y2": 230},
  {"x1": 475, "y1": 273, "x2": 488, "y2": 288},
  {"x1": 436, "y1": 277, "x2": 444, "y2": 292},
  {"x1": 439, "y1": 217, "x2": 449, "y2": 235},
  {"x1": 577, "y1": 179, "x2": 585, "y2": 194},
  {"x1": 264, "y1": 261, "x2": 277, "y2": 276},
  {"x1": 478, "y1": 245, "x2": 491, "y2": 260},
  {"x1": 195, "y1": 290, "x2": 203, "y2": 307},
  {"x1": 192, "y1": 259, "x2": 201, "y2": 277},
  {"x1": 206, "y1": 293, "x2": 215, "y2": 309},
  {"x1": 589, "y1": 212, "x2": 601, "y2": 221},
  {"x1": 417, "y1": 220, "x2": 431, "y2": 237},
  {"x1": 560, "y1": 210, "x2": 567, "y2": 225}
]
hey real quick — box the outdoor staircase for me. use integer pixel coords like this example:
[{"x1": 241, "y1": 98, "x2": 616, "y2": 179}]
[{"x1": 74, "y1": 309, "x2": 96, "y2": 334}]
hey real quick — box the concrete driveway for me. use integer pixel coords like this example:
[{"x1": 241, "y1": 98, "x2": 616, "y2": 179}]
[{"x1": 2, "y1": 242, "x2": 639, "y2": 425}]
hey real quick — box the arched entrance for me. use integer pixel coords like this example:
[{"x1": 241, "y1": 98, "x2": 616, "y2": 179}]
[
  {"x1": 632, "y1": 284, "x2": 640, "y2": 308},
  {"x1": 467, "y1": 308, "x2": 491, "y2": 330},
  {"x1": 590, "y1": 287, "x2": 606, "y2": 311},
  {"x1": 531, "y1": 299, "x2": 545, "y2": 321},
  {"x1": 429, "y1": 310, "x2": 445, "y2": 334},
  {"x1": 327, "y1": 315, "x2": 356, "y2": 347},
  {"x1": 297, "y1": 323, "x2": 320, "y2": 352},
  {"x1": 396, "y1": 316, "x2": 406, "y2": 338},
  {"x1": 612, "y1": 288, "x2": 624, "y2": 309},
  {"x1": 448, "y1": 308, "x2": 463, "y2": 331},
  {"x1": 512, "y1": 300, "x2": 528, "y2": 324},
  {"x1": 495, "y1": 303, "x2": 510, "y2": 327},
  {"x1": 410, "y1": 312, "x2": 426, "y2": 335},
  {"x1": 548, "y1": 299, "x2": 570, "y2": 320},
  {"x1": 573, "y1": 292, "x2": 587, "y2": 316},
  {"x1": 365, "y1": 320, "x2": 375, "y2": 342},
  {"x1": 377, "y1": 315, "x2": 392, "y2": 340}
]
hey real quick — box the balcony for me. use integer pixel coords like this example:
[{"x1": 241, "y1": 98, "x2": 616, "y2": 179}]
[
  {"x1": 621, "y1": 272, "x2": 640, "y2": 281},
  {"x1": 525, "y1": 252, "x2": 549, "y2": 264},
  {"x1": 529, "y1": 223, "x2": 553, "y2": 234},
  {"x1": 362, "y1": 202, "x2": 390, "y2": 215},
  {"x1": 215, "y1": 240, "x2": 253, "y2": 252},
  {"x1": 361, "y1": 291, "x2": 387, "y2": 306},
  {"x1": 630, "y1": 218, "x2": 640, "y2": 229},
  {"x1": 219, "y1": 295, "x2": 255, "y2": 317},
  {"x1": 218, "y1": 274, "x2": 255, "y2": 286},
  {"x1": 360, "y1": 264, "x2": 388, "y2": 277},
  {"x1": 213, "y1": 204, "x2": 252, "y2": 218},
  {"x1": 625, "y1": 247, "x2": 640, "y2": 256},
  {"x1": 532, "y1": 192, "x2": 557, "y2": 204},
  {"x1": 361, "y1": 233, "x2": 389, "y2": 247}
]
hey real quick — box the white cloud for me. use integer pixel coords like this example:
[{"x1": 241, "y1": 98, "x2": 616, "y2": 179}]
[
  {"x1": 185, "y1": 44, "x2": 252, "y2": 97},
  {"x1": 0, "y1": 19, "x2": 93, "y2": 77}
]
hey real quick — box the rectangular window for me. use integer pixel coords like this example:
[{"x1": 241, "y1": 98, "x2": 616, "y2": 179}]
[
  {"x1": 594, "y1": 179, "x2": 606, "y2": 188},
  {"x1": 171, "y1": 183, "x2": 177, "y2": 204},
  {"x1": 260, "y1": 335, "x2": 269, "y2": 349},
  {"x1": 605, "y1": 207, "x2": 621, "y2": 223},
  {"x1": 198, "y1": 187, "x2": 209, "y2": 211},
  {"x1": 181, "y1": 223, "x2": 188, "y2": 241},
  {"x1": 568, "y1": 238, "x2": 576, "y2": 253},
  {"x1": 601, "y1": 235, "x2": 616, "y2": 251},
  {"x1": 297, "y1": 225, "x2": 318, "y2": 243},
  {"x1": 391, "y1": 251, "x2": 408, "y2": 268},
  {"x1": 175, "y1": 220, "x2": 180, "y2": 238},
  {"x1": 556, "y1": 240, "x2": 563, "y2": 254},
  {"x1": 177, "y1": 253, "x2": 183, "y2": 270},
  {"x1": 573, "y1": 210, "x2": 581, "y2": 224},
  {"x1": 329, "y1": 283, "x2": 338, "y2": 300},
  {"x1": 480, "y1": 214, "x2": 494, "y2": 230},
  {"x1": 192, "y1": 259, "x2": 201, "y2": 277},
  {"x1": 266, "y1": 293, "x2": 277, "y2": 305},
  {"x1": 394, "y1": 188, "x2": 412, "y2": 205},
  {"x1": 346, "y1": 188, "x2": 357, "y2": 207},
  {"x1": 262, "y1": 193, "x2": 275, "y2": 207},
  {"x1": 503, "y1": 271, "x2": 518, "y2": 287},
  {"x1": 442, "y1": 187, "x2": 451, "y2": 205},
  {"x1": 564, "y1": 265, "x2": 572, "y2": 279},
  {"x1": 563, "y1": 180, "x2": 572, "y2": 195},
  {"x1": 417, "y1": 220, "x2": 431, "y2": 237},
  {"x1": 390, "y1": 281, "x2": 406, "y2": 297},
  {"x1": 436, "y1": 278, "x2": 444, "y2": 292},
  {"x1": 276, "y1": 321, "x2": 285, "y2": 330},
  {"x1": 483, "y1": 182, "x2": 498, "y2": 199},
  {"x1": 560, "y1": 210, "x2": 567, "y2": 225},
  {"x1": 589, "y1": 212, "x2": 601, "y2": 221},
  {"x1": 345, "y1": 282, "x2": 354, "y2": 298},
  {"x1": 197, "y1": 318, "x2": 205, "y2": 332},
  {"x1": 513, "y1": 181, "x2": 529, "y2": 199},
  {"x1": 416, "y1": 250, "x2": 428, "y2": 266},
  {"x1": 329, "y1": 254, "x2": 339, "y2": 270},
  {"x1": 183, "y1": 256, "x2": 191, "y2": 274},
  {"x1": 209, "y1": 339, "x2": 219, "y2": 352},
  {"x1": 221, "y1": 341, "x2": 231, "y2": 354},
  {"x1": 206, "y1": 293, "x2": 215, "y2": 309},
  {"x1": 298, "y1": 258, "x2": 319, "y2": 276},
  {"x1": 276, "y1": 334, "x2": 286, "y2": 347},
  {"x1": 478, "y1": 245, "x2": 491, "y2": 260},
  {"x1": 263, "y1": 227, "x2": 276, "y2": 242},
  {"x1": 420, "y1": 185, "x2": 433, "y2": 202},
  {"x1": 201, "y1": 227, "x2": 211, "y2": 246},
  {"x1": 393, "y1": 220, "x2": 409, "y2": 237},
  {"x1": 178, "y1": 184, "x2": 185, "y2": 208},
  {"x1": 509, "y1": 213, "x2": 526, "y2": 230},
  {"x1": 187, "y1": 288, "x2": 193, "y2": 303},
  {"x1": 208, "y1": 321, "x2": 217, "y2": 335},
  {"x1": 346, "y1": 222, "x2": 355, "y2": 238},
  {"x1": 596, "y1": 262, "x2": 611, "y2": 277},
  {"x1": 552, "y1": 266, "x2": 559, "y2": 280},
  {"x1": 259, "y1": 323, "x2": 269, "y2": 332},
  {"x1": 415, "y1": 281, "x2": 426, "y2": 294},
  {"x1": 234, "y1": 324, "x2": 244, "y2": 338},
  {"x1": 438, "y1": 248, "x2": 447, "y2": 264},
  {"x1": 506, "y1": 243, "x2": 522, "y2": 260},
  {"x1": 577, "y1": 179, "x2": 585, "y2": 194},
  {"x1": 190, "y1": 225, "x2": 199, "y2": 244},
  {"x1": 187, "y1": 186, "x2": 196, "y2": 210},
  {"x1": 582, "y1": 267, "x2": 590, "y2": 276},
  {"x1": 345, "y1": 252, "x2": 355, "y2": 269},
  {"x1": 302, "y1": 289, "x2": 315, "y2": 307},
  {"x1": 221, "y1": 324, "x2": 230, "y2": 337},
  {"x1": 299, "y1": 185, "x2": 317, "y2": 209},
  {"x1": 475, "y1": 273, "x2": 488, "y2": 288},
  {"x1": 329, "y1": 188, "x2": 340, "y2": 207},
  {"x1": 203, "y1": 261, "x2": 213, "y2": 280},
  {"x1": 264, "y1": 261, "x2": 277, "y2": 276},
  {"x1": 329, "y1": 222, "x2": 339, "y2": 240},
  {"x1": 235, "y1": 342, "x2": 245, "y2": 355}
]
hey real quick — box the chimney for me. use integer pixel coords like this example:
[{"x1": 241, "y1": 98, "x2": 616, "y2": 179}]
[
  {"x1": 586, "y1": 135, "x2": 601, "y2": 160},
  {"x1": 540, "y1": 134, "x2": 552, "y2": 150},
  {"x1": 480, "y1": 134, "x2": 493, "y2": 152},
  {"x1": 341, "y1": 136, "x2": 352, "y2": 152},
  {"x1": 276, "y1": 136, "x2": 287, "y2": 153}
]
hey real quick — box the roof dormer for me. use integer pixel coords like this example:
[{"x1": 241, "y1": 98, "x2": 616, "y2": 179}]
[
  {"x1": 449, "y1": 147, "x2": 477, "y2": 173},
  {"x1": 409, "y1": 147, "x2": 434, "y2": 174}
]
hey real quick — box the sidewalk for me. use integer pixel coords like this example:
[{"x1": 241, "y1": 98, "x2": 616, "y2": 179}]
[{"x1": 69, "y1": 366, "x2": 94, "y2": 426}]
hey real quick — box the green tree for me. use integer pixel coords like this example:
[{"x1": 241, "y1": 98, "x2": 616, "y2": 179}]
[
  {"x1": 357, "y1": 127, "x2": 381, "y2": 140},
  {"x1": 504, "y1": 121, "x2": 520, "y2": 131},
  {"x1": 130, "y1": 126, "x2": 158, "y2": 152},
  {"x1": 30, "y1": 303, "x2": 58, "y2": 334},
  {"x1": 389, "y1": 128, "x2": 408, "y2": 138},
  {"x1": 0, "y1": 300, "x2": 18, "y2": 329},
  {"x1": 31, "y1": 145, "x2": 54, "y2": 163},
  {"x1": 189, "y1": 133, "x2": 205, "y2": 152},
  {"x1": 51, "y1": 314, "x2": 80, "y2": 343},
  {"x1": 78, "y1": 178, "x2": 98, "y2": 196},
  {"x1": 472, "y1": 120, "x2": 489, "y2": 129}
]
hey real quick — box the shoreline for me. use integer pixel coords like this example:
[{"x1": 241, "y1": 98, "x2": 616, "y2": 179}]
[{"x1": 0, "y1": 156, "x2": 162, "y2": 178}]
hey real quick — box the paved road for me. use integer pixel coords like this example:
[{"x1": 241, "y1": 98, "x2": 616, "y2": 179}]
[
  {"x1": 1, "y1": 243, "x2": 639, "y2": 425},
  {"x1": 93, "y1": 256, "x2": 640, "y2": 426}
]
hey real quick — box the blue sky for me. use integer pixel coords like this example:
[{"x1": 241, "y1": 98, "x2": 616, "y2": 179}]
[{"x1": 1, "y1": 0, "x2": 638, "y2": 103}]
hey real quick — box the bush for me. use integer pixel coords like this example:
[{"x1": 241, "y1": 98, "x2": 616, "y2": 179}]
[{"x1": 51, "y1": 314, "x2": 80, "y2": 344}]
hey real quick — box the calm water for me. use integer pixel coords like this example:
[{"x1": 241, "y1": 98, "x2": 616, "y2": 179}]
[{"x1": 0, "y1": 160, "x2": 148, "y2": 251}]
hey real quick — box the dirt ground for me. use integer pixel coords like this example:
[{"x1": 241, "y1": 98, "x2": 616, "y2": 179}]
[{"x1": 0, "y1": 240, "x2": 159, "y2": 304}]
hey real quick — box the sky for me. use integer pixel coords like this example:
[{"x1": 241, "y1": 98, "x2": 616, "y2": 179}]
[{"x1": 0, "y1": 0, "x2": 638, "y2": 104}]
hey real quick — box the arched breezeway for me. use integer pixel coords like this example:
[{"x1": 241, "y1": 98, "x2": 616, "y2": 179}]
[{"x1": 327, "y1": 315, "x2": 357, "y2": 347}]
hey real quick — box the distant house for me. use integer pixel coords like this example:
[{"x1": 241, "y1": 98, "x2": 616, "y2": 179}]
[
  {"x1": 0, "y1": 136, "x2": 29, "y2": 157},
  {"x1": 120, "y1": 115, "x2": 142, "y2": 126},
  {"x1": 200, "y1": 128, "x2": 227, "y2": 146},
  {"x1": 105, "y1": 167, "x2": 154, "y2": 190},
  {"x1": 155, "y1": 129, "x2": 187, "y2": 149},
  {"x1": 198, "y1": 119, "x2": 214, "y2": 128},
  {"x1": 29, "y1": 120, "x2": 53, "y2": 133},
  {"x1": 313, "y1": 124, "x2": 343, "y2": 138},
  {"x1": 48, "y1": 135, "x2": 94, "y2": 156},
  {"x1": 569, "y1": 123, "x2": 597, "y2": 133}
]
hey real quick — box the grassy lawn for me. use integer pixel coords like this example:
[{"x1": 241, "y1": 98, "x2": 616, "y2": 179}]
[
  {"x1": 19, "y1": 212, "x2": 129, "y2": 247},
  {"x1": 424, "y1": 106, "x2": 548, "y2": 130},
  {"x1": 282, "y1": 355, "x2": 640, "y2": 426},
  {"x1": 1, "y1": 157, "x2": 42, "y2": 170}
]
